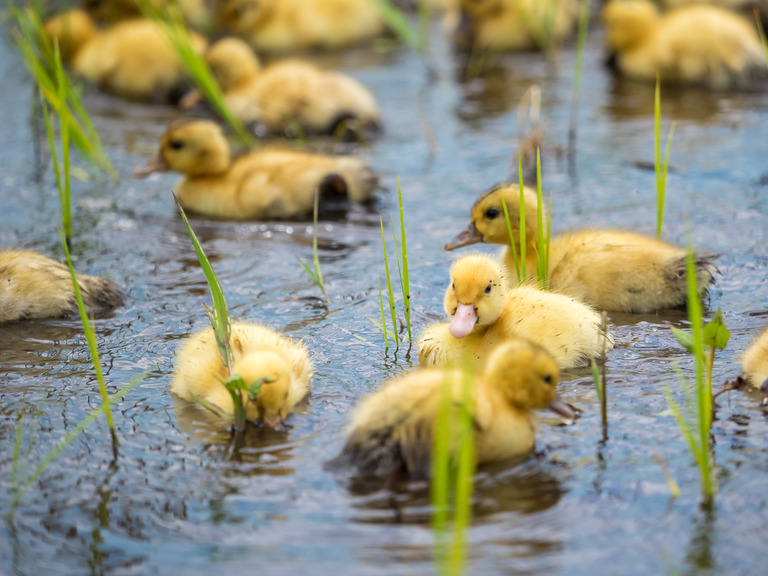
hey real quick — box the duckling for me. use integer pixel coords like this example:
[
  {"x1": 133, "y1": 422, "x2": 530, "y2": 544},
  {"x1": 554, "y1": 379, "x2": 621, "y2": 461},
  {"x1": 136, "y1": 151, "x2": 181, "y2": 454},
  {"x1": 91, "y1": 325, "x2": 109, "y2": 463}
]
[
  {"x1": 172, "y1": 322, "x2": 313, "y2": 428},
  {"x1": 445, "y1": 183, "x2": 718, "y2": 314},
  {"x1": 330, "y1": 338, "x2": 573, "y2": 480},
  {"x1": 83, "y1": 0, "x2": 208, "y2": 28},
  {"x1": 741, "y1": 326, "x2": 768, "y2": 390},
  {"x1": 601, "y1": 0, "x2": 768, "y2": 89},
  {"x1": 418, "y1": 254, "x2": 612, "y2": 370},
  {"x1": 44, "y1": 9, "x2": 207, "y2": 102},
  {"x1": 454, "y1": 0, "x2": 579, "y2": 52},
  {"x1": 0, "y1": 249, "x2": 123, "y2": 323},
  {"x1": 216, "y1": 0, "x2": 386, "y2": 52},
  {"x1": 133, "y1": 120, "x2": 378, "y2": 220},
  {"x1": 182, "y1": 38, "x2": 381, "y2": 138}
]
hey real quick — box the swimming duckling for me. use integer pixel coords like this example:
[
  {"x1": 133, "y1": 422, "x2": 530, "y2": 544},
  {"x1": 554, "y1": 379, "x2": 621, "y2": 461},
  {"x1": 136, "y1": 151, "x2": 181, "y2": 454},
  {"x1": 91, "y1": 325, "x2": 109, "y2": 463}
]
[
  {"x1": 445, "y1": 183, "x2": 718, "y2": 314},
  {"x1": 601, "y1": 0, "x2": 768, "y2": 89},
  {"x1": 330, "y1": 338, "x2": 573, "y2": 480},
  {"x1": 0, "y1": 249, "x2": 123, "y2": 323},
  {"x1": 44, "y1": 9, "x2": 207, "y2": 102},
  {"x1": 216, "y1": 0, "x2": 386, "y2": 52},
  {"x1": 418, "y1": 254, "x2": 612, "y2": 370},
  {"x1": 454, "y1": 0, "x2": 579, "y2": 52},
  {"x1": 133, "y1": 120, "x2": 378, "y2": 220},
  {"x1": 741, "y1": 326, "x2": 768, "y2": 390},
  {"x1": 172, "y1": 322, "x2": 312, "y2": 428},
  {"x1": 182, "y1": 38, "x2": 381, "y2": 138}
]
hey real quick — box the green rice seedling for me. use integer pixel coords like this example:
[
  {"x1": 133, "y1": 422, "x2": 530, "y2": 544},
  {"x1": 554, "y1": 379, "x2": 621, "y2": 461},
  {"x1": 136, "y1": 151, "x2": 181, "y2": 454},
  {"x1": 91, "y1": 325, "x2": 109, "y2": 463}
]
[
  {"x1": 7, "y1": 373, "x2": 145, "y2": 520},
  {"x1": 174, "y1": 194, "x2": 265, "y2": 432},
  {"x1": 370, "y1": 0, "x2": 417, "y2": 47},
  {"x1": 40, "y1": 79, "x2": 72, "y2": 246},
  {"x1": 654, "y1": 77, "x2": 676, "y2": 239},
  {"x1": 378, "y1": 281, "x2": 390, "y2": 352},
  {"x1": 663, "y1": 247, "x2": 727, "y2": 507},
  {"x1": 375, "y1": 178, "x2": 412, "y2": 349},
  {"x1": 431, "y1": 361, "x2": 476, "y2": 576},
  {"x1": 297, "y1": 190, "x2": 329, "y2": 304},
  {"x1": 756, "y1": 11, "x2": 768, "y2": 65},
  {"x1": 534, "y1": 149, "x2": 551, "y2": 289},
  {"x1": 652, "y1": 453, "x2": 681, "y2": 499},
  {"x1": 567, "y1": 0, "x2": 591, "y2": 157},
  {"x1": 139, "y1": 2, "x2": 254, "y2": 146},
  {"x1": 590, "y1": 312, "x2": 610, "y2": 433},
  {"x1": 10, "y1": 6, "x2": 115, "y2": 179}
]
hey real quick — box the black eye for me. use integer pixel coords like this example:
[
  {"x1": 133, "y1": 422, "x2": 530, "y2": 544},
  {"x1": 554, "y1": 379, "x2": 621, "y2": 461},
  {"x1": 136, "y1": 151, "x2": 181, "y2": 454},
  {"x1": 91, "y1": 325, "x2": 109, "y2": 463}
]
[
  {"x1": 452, "y1": 282, "x2": 455, "y2": 290},
  {"x1": 485, "y1": 208, "x2": 500, "y2": 219},
  {"x1": 543, "y1": 375, "x2": 553, "y2": 384},
  {"x1": 169, "y1": 140, "x2": 184, "y2": 150},
  {"x1": 484, "y1": 284, "x2": 491, "y2": 294}
]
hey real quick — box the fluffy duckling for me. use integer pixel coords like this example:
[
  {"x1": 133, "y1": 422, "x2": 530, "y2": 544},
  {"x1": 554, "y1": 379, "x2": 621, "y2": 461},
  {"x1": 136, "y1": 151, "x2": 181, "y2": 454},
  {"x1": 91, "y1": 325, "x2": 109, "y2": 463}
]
[
  {"x1": 418, "y1": 254, "x2": 612, "y2": 370},
  {"x1": 741, "y1": 326, "x2": 768, "y2": 390},
  {"x1": 216, "y1": 0, "x2": 386, "y2": 52},
  {"x1": 330, "y1": 338, "x2": 573, "y2": 480},
  {"x1": 44, "y1": 9, "x2": 207, "y2": 102},
  {"x1": 445, "y1": 183, "x2": 717, "y2": 314},
  {"x1": 172, "y1": 322, "x2": 312, "y2": 428},
  {"x1": 133, "y1": 120, "x2": 378, "y2": 220},
  {"x1": 0, "y1": 249, "x2": 123, "y2": 323},
  {"x1": 83, "y1": 0, "x2": 208, "y2": 27},
  {"x1": 455, "y1": 0, "x2": 579, "y2": 52},
  {"x1": 601, "y1": 0, "x2": 768, "y2": 89},
  {"x1": 183, "y1": 38, "x2": 381, "y2": 137}
]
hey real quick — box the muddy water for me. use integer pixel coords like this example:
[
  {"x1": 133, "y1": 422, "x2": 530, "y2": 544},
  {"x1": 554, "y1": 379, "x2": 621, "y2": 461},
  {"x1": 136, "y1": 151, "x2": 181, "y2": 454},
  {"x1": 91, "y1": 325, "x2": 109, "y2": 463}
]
[{"x1": 1, "y1": 20, "x2": 768, "y2": 576}]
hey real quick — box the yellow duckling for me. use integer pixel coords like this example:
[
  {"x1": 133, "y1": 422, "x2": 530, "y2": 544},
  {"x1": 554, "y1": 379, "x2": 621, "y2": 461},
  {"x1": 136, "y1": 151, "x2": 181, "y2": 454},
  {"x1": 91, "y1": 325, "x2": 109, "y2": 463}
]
[
  {"x1": 182, "y1": 38, "x2": 381, "y2": 137},
  {"x1": 445, "y1": 183, "x2": 717, "y2": 314},
  {"x1": 172, "y1": 322, "x2": 313, "y2": 428},
  {"x1": 741, "y1": 326, "x2": 768, "y2": 390},
  {"x1": 330, "y1": 338, "x2": 573, "y2": 480},
  {"x1": 44, "y1": 9, "x2": 207, "y2": 102},
  {"x1": 454, "y1": 0, "x2": 579, "y2": 52},
  {"x1": 601, "y1": 0, "x2": 768, "y2": 89},
  {"x1": 133, "y1": 120, "x2": 378, "y2": 220},
  {"x1": 418, "y1": 254, "x2": 612, "y2": 370},
  {"x1": 0, "y1": 249, "x2": 123, "y2": 323},
  {"x1": 216, "y1": 0, "x2": 386, "y2": 52},
  {"x1": 83, "y1": 0, "x2": 208, "y2": 28}
]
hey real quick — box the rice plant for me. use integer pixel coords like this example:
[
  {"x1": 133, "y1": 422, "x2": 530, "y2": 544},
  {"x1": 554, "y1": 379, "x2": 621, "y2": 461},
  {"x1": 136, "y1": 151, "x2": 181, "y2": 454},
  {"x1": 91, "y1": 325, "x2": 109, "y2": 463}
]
[
  {"x1": 432, "y1": 363, "x2": 476, "y2": 576},
  {"x1": 534, "y1": 149, "x2": 551, "y2": 289},
  {"x1": 139, "y1": 1, "x2": 254, "y2": 146},
  {"x1": 567, "y1": 0, "x2": 591, "y2": 158},
  {"x1": 174, "y1": 194, "x2": 267, "y2": 432},
  {"x1": 756, "y1": 11, "x2": 768, "y2": 66},
  {"x1": 370, "y1": 0, "x2": 417, "y2": 47},
  {"x1": 663, "y1": 247, "x2": 728, "y2": 507},
  {"x1": 654, "y1": 77, "x2": 676, "y2": 239},
  {"x1": 10, "y1": 6, "x2": 115, "y2": 179},
  {"x1": 297, "y1": 189, "x2": 329, "y2": 303},
  {"x1": 375, "y1": 178, "x2": 412, "y2": 349},
  {"x1": 590, "y1": 312, "x2": 610, "y2": 433}
]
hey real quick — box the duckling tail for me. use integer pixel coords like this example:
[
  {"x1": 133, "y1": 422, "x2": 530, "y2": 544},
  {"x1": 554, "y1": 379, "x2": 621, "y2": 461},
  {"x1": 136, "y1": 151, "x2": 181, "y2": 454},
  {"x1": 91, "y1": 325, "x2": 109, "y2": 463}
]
[
  {"x1": 317, "y1": 173, "x2": 351, "y2": 216},
  {"x1": 78, "y1": 275, "x2": 124, "y2": 316}
]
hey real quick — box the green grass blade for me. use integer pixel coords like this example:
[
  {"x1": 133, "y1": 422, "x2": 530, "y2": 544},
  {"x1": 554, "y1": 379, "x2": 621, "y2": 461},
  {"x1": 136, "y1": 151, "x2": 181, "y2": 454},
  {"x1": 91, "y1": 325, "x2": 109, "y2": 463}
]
[
  {"x1": 298, "y1": 189, "x2": 329, "y2": 302},
  {"x1": 369, "y1": 0, "x2": 416, "y2": 46},
  {"x1": 518, "y1": 164, "x2": 527, "y2": 281},
  {"x1": 450, "y1": 364, "x2": 475, "y2": 575},
  {"x1": 431, "y1": 369, "x2": 452, "y2": 569},
  {"x1": 174, "y1": 193, "x2": 232, "y2": 369},
  {"x1": 59, "y1": 228, "x2": 114, "y2": 433},
  {"x1": 535, "y1": 148, "x2": 548, "y2": 289},
  {"x1": 10, "y1": 413, "x2": 24, "y2": 489},
  {"x1": 501, "y1": 165, "x2": 522, "y2": 282},
  {"x1": 756, "y1": 10, "x2": 768, "y2": 66},
  {"x1": 378, "y1": 281, "x2": 389, "y2": 352},
  {"x1": 397, "y1": 178, "x2": 411, "y2": 343},
  {"x1": 654, "y1": 77, "x2": 676, "y2": 239},
  {"x1": 380, "y1": 217, "x2": 399, "y2": 345}
]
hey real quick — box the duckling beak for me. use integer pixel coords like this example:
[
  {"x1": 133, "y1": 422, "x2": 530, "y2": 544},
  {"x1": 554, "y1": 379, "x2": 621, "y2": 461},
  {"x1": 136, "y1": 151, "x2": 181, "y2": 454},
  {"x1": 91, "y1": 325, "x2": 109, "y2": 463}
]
[
  {"x1": 179, "y1": 89, "x2": 204, "y2": 110},
  {"x1": 445, "y1": 223, "x2": 482, "y2": 251},
  {"x1": 262, "y1": 414, "x2": 283, "y2": 429},
  {"x1": 449, "y1": 302, "x2": 477, "y2": 338},
  {"x1": 549, "y1": 399, "x2": 575, "y2": 422},
  {"x1": 133, "y1": 153, "x2": 168, "y2": 178}
]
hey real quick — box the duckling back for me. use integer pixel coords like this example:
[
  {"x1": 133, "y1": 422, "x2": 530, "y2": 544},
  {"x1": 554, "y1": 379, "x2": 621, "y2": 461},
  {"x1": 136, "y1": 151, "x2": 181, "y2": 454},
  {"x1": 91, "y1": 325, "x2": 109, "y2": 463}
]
[
  {"x1": 742, "y1": 327, "x2": 768, "y2": 389},
  {"x1": 0, "y1": 250, "x2": 123, "y2": 322}
]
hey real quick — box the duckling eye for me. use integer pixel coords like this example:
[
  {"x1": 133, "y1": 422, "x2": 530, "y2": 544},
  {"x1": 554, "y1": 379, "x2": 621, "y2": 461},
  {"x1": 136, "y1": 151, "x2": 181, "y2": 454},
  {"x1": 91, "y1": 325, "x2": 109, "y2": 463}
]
[
  {"x1": 452, "y1": 282, "x2": 455, "y2": 290},
  {"x1": 543, "y1": 374, "x2": 553, "y2": 385},
  {"x1": 484, "y1": 284, "x2": 491, "y2": 294},
  {"x1": 169, "y1": 140, "x2": 185, "y2": 150},
  {"x1": 484, "y1": 208, "x2": 500, "y2": 220}
]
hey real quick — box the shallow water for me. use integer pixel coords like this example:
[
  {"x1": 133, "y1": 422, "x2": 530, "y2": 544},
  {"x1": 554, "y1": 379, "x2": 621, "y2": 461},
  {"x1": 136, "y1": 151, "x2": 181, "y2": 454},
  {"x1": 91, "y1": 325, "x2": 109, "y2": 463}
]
[{"x1": 2, "y1": 18, "x2": 768, "y2": 576}]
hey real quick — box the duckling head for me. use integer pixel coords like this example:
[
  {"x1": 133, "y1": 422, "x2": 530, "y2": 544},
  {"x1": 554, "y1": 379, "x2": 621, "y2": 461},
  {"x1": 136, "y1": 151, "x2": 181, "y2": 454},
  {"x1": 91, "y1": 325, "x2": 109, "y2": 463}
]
[
  {"x1": 44, "y1": 9, "x2": 98, "y2": 62},
  {"x1": 483, "y1": 339, "x2": 573, "y2": 419},
  {"x1": 206, "y1": 38, "x2": 262, "y2": 91},
  {"x1": 602, "y1": 0, "x2": 658, "y2": 52},
  {"x1": 445, "y1": 183, "x2": 539, "y2": 252},
  {"x1": 133, "y1": 120, "x2": 231, "y2": 178},
  {"x1": 217, "y1": 0, "x2": 271, "y2": 34},
  {"x1": 444, "y1": 254, "x2": 506, "y2": 338},
  {"x1": 232, "y1": 350, "x2": 293, "y2": 428}
]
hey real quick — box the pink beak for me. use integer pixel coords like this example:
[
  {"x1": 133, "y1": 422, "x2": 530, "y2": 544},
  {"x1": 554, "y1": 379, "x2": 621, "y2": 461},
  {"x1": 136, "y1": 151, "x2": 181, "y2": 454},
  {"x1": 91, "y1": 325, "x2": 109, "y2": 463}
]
[
  {"x1": 262, "y1": 414, "x2": 283, "y2": 429},
  {"x1": 449, "y1": 302, "x2": 477, "y2": 338}
]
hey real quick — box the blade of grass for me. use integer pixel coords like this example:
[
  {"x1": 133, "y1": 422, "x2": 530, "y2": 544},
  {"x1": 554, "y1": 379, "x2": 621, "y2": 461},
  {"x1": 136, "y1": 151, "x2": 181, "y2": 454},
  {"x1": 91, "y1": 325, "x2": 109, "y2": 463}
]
[
  {"x1": 397, "y1": 178, "x2": 411, "y2": 343},
  {"x1": 535, "y1": 148, "x2": 549, "y2": 288},
  {"x1": 500, "y1": 187, "x2": 522, "y2": 282},
  {"x1": 655, "y1": 77, "x2": 676, "y2": 239},
  {"x1": 518, "y1": 168, "x2": 528, "y2": 281},
  {"x1": 431, "y1": 369, "x2": 453, "y2": 569},
  {"x1": 378, "y1": 282, "x2": 390, "y2": 352},
  {"x1": 298, "y1": 189, "x2": 329, "y2": 303},
  {"x1": 370, "y1": 0, "x2": 416, "y2": 47},
  {"x1": 756, "y1": 10, "x2": 768, "y2": 66},
  {"x1": 380, "y1": 217, "x2": 399, "y2": 345}
]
